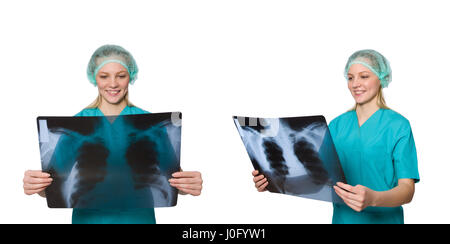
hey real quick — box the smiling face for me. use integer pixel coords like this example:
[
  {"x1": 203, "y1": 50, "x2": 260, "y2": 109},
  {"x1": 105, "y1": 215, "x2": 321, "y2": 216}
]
[
  {"x1": 347, "y1": 63, "x2": 381, "y2": 106},
  {"x1": 95, "y1": 62, "x2": 130, "y2": 106}
]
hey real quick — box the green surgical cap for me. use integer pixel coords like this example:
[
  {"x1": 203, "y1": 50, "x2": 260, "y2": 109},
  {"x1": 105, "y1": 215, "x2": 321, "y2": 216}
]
[
  {"x1": 344, "y1": 49, "x2": 392, "y2": 88},
  {"x1": 87, "y1": 44, "x2": 138, "y2": 86}
]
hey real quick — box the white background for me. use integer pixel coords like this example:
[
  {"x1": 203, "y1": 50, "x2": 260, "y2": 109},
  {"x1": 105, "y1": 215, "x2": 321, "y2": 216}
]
[{"x1": 1, "y1": 0, "x2": 448, "y2": 224}]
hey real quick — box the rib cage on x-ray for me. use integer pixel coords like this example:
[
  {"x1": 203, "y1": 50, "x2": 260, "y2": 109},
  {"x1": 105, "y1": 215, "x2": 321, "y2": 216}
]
[
  {"x1": 37, "y1": 112, "x2": 181, "y2": 208},
  {"x1": 233, "y1": 116, "x2": 346, "y2": 203}
]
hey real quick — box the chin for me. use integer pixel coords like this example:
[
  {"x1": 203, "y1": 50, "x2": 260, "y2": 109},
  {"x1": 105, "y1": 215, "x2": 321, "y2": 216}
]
[
  {"x1": 103, "y1": 96, "x2": 126, "y2": 105},
  {"x1": 108, "y1": 98, "x2": 125, "y2": 105},
  {"x1": 354, "y1": 95, "x2": 377, "y2": 106},
  {"x1": 355, "y1": 98, "x2": 367, "y2": 104}
]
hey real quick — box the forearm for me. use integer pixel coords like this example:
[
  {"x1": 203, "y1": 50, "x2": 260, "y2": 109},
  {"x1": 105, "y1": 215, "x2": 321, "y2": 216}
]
[{"x1": 372, "y1": 179, "x2": 415, "y2": 208}]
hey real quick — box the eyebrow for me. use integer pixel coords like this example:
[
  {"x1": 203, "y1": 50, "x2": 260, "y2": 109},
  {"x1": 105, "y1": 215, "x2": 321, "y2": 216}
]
[
  {"x1": 97, "y1": 71, "x2": 128, "y2": 75},
  {"x1": 347, "y1": 71, "x2": 371, "y2": 75},
  {"x1": 358, "y1": 71, "x2": 371, "y2": 75}
]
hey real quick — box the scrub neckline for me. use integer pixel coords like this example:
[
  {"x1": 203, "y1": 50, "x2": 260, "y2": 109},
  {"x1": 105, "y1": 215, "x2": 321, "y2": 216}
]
[
  {"x1": 354, "y1": 108, "x2": 383, "y2": 129},
  {"x1": 97, "y1": 105, "x2": 130, "y2": 124},
  {"x1": 97, "y1": 105, "x2": 130, "y2": 117}
]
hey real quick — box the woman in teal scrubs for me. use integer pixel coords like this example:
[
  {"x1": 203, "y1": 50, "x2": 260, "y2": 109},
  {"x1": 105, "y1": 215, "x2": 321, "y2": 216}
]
[
  {"x1": 23, "y1": 44, "x2": 203, "y2": 224},
  {"x1": 252, "y1": 49, "x2": 419, "y2": 224}
]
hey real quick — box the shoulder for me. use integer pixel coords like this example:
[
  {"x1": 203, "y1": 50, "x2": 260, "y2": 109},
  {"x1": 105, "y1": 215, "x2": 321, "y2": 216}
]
[
  {"x1": 381, "y1": 109, "x2": 411, "y2": 129},
  {"x1": 328, "y1": 110, "x2": 354, "y2": 138},
  {"x1": 329, "y1": 110, "x2": 354, "y2": 128},
  {"x1": 380, "y1": 109, "x2": 412, "y2": 136},
  {"x1": 74, "y1": 108, "x2": 99, "y2": 117},
  {"x1": 381, "y1": 109, "x2": 409, "y2": 122}
]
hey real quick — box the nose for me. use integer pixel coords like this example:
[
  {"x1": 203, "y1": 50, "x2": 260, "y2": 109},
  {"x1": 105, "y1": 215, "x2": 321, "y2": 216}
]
[
  {"x1": 108, "y1": 77, "x2": 119, "y2": 87},
  {"x1": 351, "y1": 77, "x2": 361, "y2": 88}
]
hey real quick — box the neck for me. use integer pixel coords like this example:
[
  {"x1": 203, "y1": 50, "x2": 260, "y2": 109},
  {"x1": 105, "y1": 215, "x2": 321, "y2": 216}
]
[
  {"x1": 355, "y1": 95, "x2": 380, "y2": 126},
  {"x1": 98, "y1": 97, "x2": 127, "y2": 116}
]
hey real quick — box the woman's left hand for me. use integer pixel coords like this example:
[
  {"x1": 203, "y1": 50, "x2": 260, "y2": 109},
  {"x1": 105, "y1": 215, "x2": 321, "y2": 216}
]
[
  {"x1": 333, "y1": 182, "x2": 376, "y2": 212},
  {"x1": 169, "y1": 171, "x2": 203, "y2": 196}
]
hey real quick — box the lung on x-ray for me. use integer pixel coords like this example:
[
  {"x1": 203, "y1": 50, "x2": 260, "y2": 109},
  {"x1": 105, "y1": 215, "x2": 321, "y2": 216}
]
[
  {"x1": 233, "y1": 115, "x2": 346, "y2": 203},
  {"x1": 37, "y1": 112, "x2": 182, "y2": 208}
]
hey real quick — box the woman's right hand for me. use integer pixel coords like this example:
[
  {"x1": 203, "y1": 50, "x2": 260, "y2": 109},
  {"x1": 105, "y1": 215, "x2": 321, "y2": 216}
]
[
  {"x1": 252, "y1": 170, "x2": 268, "y2": 192},
  {"x1": 23, "y1": 170, "x2": 53, "y2": 197}
]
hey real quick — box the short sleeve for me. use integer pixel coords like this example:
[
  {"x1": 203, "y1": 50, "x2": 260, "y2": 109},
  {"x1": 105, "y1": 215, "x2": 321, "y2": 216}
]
[{"x1": 393, "y1": 123, "x2": 420, "y2": 183}]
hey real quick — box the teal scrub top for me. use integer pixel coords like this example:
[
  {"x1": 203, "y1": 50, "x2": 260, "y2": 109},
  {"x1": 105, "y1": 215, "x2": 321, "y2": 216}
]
[
  {"x1": 329, "y1": 109, "x2": 419, "y2": 224},
  {"x1": 71, "y1": 105, "x2": 156, "y2": 224}
]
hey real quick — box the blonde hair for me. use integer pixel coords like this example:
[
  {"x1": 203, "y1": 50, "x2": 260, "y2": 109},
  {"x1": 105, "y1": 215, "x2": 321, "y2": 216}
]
[
  {"x1": 349, "y1": 85, "x2": 390, "y2": 111},
  {"x1": 86, "y1": 92, "x2": 134, "y2": 109}
]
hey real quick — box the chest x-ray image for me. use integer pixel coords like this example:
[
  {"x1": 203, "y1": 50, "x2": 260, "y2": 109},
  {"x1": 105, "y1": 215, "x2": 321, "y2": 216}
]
[
  {"x1": 233, "y1": 115, "x2": 346, "y2": 203},
  {"x1": 37, "y1": 112, "x2": 182, "y2": 208}
]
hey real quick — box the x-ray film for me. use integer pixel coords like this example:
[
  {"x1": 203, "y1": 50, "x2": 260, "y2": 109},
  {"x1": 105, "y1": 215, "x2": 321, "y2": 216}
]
[
  {"x1": 37, "y1": 112, "x2": 182, "y2": 208},
  {"x1": 233, "y1": 115, "x2": 346, "y2": 203}
]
